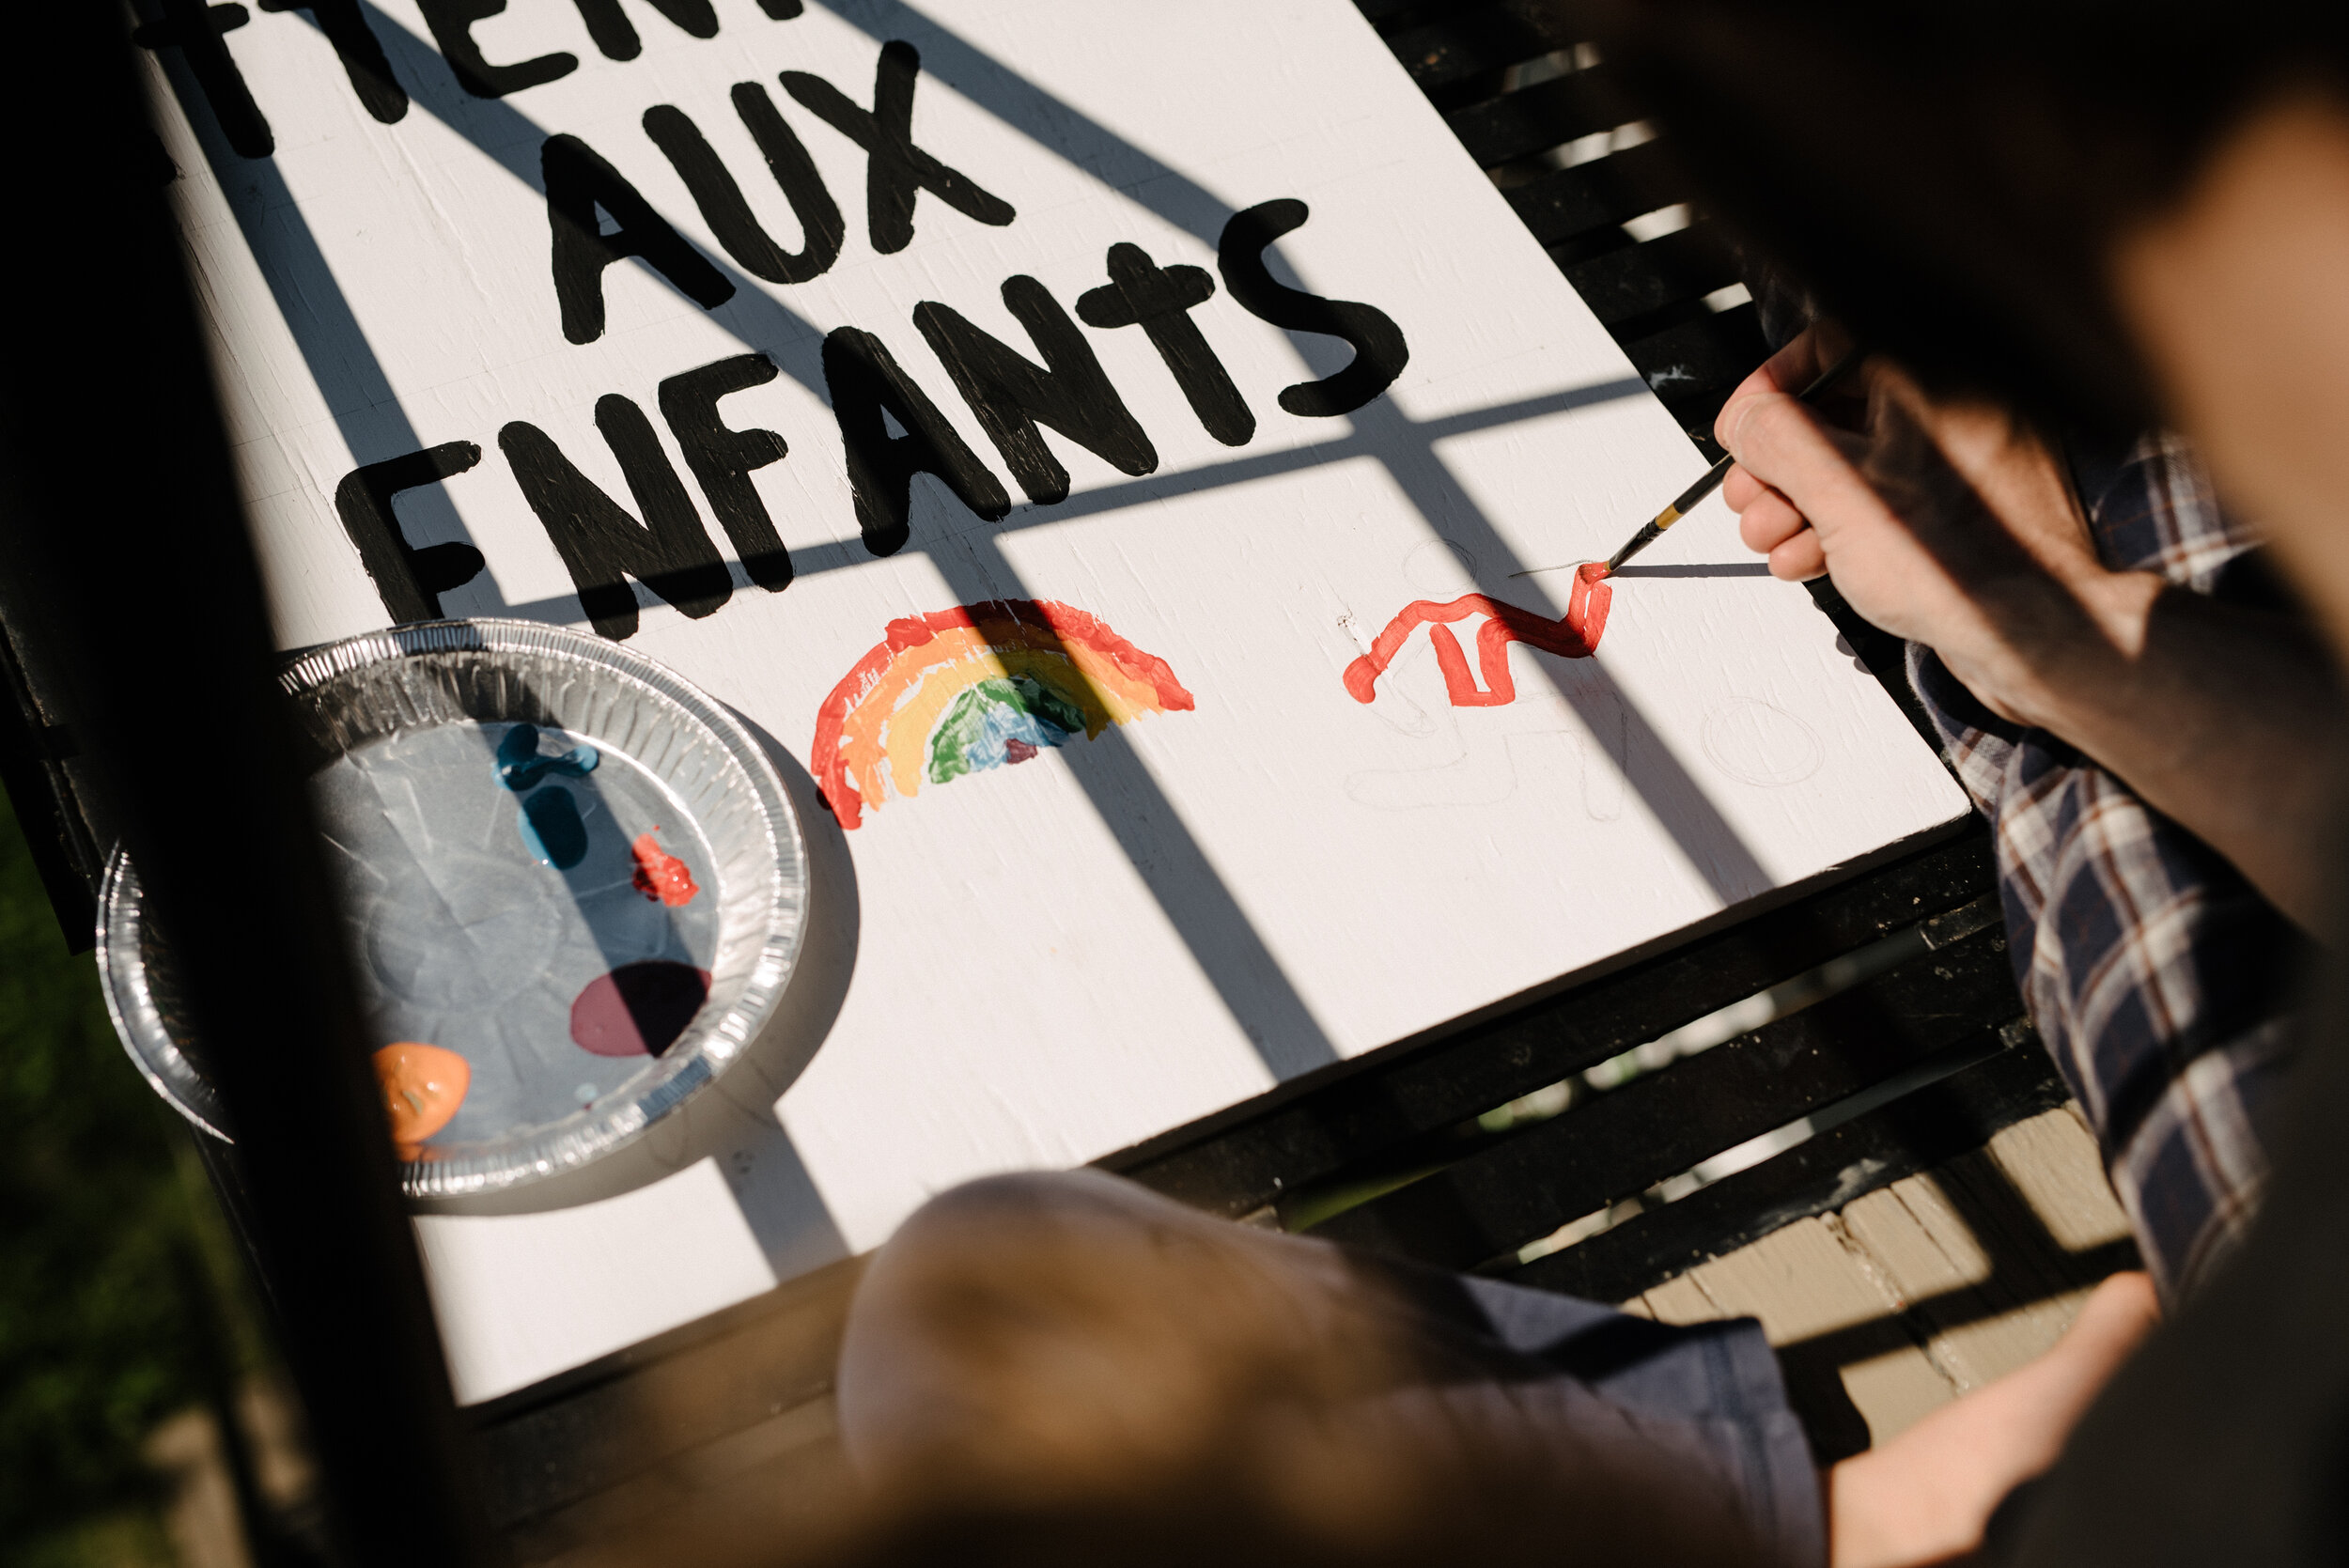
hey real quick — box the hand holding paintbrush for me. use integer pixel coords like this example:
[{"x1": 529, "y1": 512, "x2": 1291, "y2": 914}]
[{"x1": 1515, "y1": 341, "x2": 1867, "y2": 581}]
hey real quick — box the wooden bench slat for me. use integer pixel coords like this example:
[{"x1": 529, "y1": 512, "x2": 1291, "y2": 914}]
[
  {"x1": 1563, "y1": 223, "x2": 1744, "y2": 329},
  {"x1": 466, "y1": 1256, "x2": 865, "y2": 1530},
  {"x1": 1113, "y1": 829, "x2": 1995, "y2": 1218},
  {"x1": 1505, "y1": 139, "x2": 1684, "y2": 246},
  {"x1": 1380, "y1": 5, "x2": 1587, "y2": 98},
  {"x1": 1508, "y1": 1040, "x2": 2081, "y2": 1302},
  {"x1": 1627, "y1": 300, "x2": 1772, "y2": 420},
  {"x1": 1625, "y1": 299, "x2": 1772, "y2": 383},
  {"x1": 1303, "y1": 922, "x2": 2023, "y2": 1268},
  {"x1": 1444, "y1": 66, "x2": 1637, "y2": 166}
]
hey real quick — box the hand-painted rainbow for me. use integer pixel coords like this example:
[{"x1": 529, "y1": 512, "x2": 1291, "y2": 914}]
[{"x1": 813, "y1": 599, "x2": 1195, "y2": 829}]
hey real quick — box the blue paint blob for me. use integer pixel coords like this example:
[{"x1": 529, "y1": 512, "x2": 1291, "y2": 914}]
[
  {"x1": 518, "y1": 785, "x2": 589, "y2": 869},
  {"x1": 496, "y1": 722, "x2": 599, "y2": 792},
  {"x1": 495, "y1": 723, "x2": 537, "y2": 775}
]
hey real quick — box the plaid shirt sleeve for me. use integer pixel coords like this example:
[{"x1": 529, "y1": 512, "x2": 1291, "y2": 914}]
[{"x1": 1905, "y1": 433, "x2": 2308, "y2": 1300}]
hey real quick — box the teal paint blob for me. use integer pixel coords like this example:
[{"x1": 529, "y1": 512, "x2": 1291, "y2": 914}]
[
  {"x1": 496, "y1": 722, "x2": 599, "y2": 792},
  {"x1": 518, "y1": 786, "x2": 589, "y2": 869}
]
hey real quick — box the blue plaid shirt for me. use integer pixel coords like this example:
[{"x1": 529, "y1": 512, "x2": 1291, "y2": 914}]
[{"x1": 1906, "y1": 434, "x2": 2307, "y2": 1300}]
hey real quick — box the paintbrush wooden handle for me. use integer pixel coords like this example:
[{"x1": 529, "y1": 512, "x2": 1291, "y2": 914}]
[{"x1": 1605, "y1": 454, "x2": 1735, "y2": 573}]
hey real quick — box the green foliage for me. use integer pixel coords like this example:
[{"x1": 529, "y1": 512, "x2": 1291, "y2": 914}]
[
  {"x1": 9, "y1": 1511, "x2": 176, "y2": 1568},
  {"x1": 0, "y1": 785, "x2": 218, "y2": 1547}
]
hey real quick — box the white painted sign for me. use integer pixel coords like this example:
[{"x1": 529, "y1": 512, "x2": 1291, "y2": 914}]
[{"x1": 137, "y1": 0, "x2": 1967, "y2": 1402}]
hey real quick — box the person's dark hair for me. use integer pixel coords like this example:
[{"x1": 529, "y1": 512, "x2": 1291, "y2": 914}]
[{"x1": 1578, "y1": 0, "x2": 2349, "y2": 433}]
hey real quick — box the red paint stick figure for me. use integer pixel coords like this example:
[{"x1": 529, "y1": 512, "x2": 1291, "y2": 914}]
[{"x1": 1345, "y1": 563, "x2": 1611, "y2": 708}]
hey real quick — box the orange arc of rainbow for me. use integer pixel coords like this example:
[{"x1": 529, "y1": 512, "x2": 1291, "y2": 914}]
[{"x1": 812, "y1": 599, "x2": 1195, "y2": 829}]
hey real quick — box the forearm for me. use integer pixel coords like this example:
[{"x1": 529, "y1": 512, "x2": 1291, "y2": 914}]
[{"x1": 1986, "y1": 572, "x2": 2344, "y2": 929}]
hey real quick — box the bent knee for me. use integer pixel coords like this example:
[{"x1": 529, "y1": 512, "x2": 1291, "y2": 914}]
[
  {"x1": 841, "y1": 1172, "x2": 1204, "y2": 1456},
  {"x1": 886, "y1": 1168, "x2": 1181, "y2": 1255},
  {"x1": 857, "y1": 1167, "x2": 1290, "y2": 1347}
]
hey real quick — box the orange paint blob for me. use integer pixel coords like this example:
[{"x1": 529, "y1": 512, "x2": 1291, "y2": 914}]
[
  {"x1": 630, "y1": 831, "x2": 700, "y2": 907},
  {"x1": 373, "y1": 1042, "x2": 470, "y2": 1153}
]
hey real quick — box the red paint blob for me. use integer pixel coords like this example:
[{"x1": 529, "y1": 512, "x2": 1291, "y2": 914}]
[
  {"x1": 1004, "y1": 737, "x2": 1040, "y2": 765},
  {"x1": 569, "y1": 962, "x2": 712, "y2": 1058},
  {"x1": 630, "y1": 831, "x2": 700, "y2": 907},
  {"x1": 1343, "y1": 567, "x2": 1612, "y2": 707}
]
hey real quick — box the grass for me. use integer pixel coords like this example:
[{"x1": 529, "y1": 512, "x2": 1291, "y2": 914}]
[{"x1": 0, "y1": 783, "x2": 261, "y2": 1562}]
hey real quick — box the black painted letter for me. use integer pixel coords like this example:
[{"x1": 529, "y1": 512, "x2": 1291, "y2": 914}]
[
  {"x1": 1217, "y1": 199, "x2": 1408, "y2": 417},
  {"x1": 501, "y1": 400, "x2": 733, "y2": 641},
  {"x1": 915, "y1": 276, "x2": 1156, "y2": 505},
  {"x1": 257, "y1": 0, "x2": 407, "y2": 122},
  {"x1": 780, "y1": 41, "x2": 1014, "y2": 256},
  {"x1": 334, "y1": 443, "x2": 486, "y2": 623},
  {"x1": 643, "y1": 85, "x2": 843, "y2": 286},
  {"x1": 820, "y1": 329, "x2": 1009, "y2": 557},
  {"x1": 660, "y1": 354, "x2": 794, "y2": 592},
  {"x1": 1077, "y1": 242, "x2": 1253, "y2": 446},
  {"x1": 543, "y1": 133, "x2": 735, "y2": 345},
  {"x1": 132, "y1": 0, "x2": 272, "y2": 159},
  {"x1": 570, "y1": 0, "x2": 717, "y2": 63},
  {"x1": 414, "y1": 0, "x2": 575, "y2": 98}
]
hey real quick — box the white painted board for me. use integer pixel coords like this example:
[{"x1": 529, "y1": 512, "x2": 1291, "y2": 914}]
[{"x1": 138, "y1": 0, "x2": 1968, "y2": 1402}]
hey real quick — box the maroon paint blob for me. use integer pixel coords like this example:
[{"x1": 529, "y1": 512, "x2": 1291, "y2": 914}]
[
  {"x1": 569, "y1": 961, "x2": 712, "y2": 1058},
  {"x1": 1003, "y1": 737, "x2": 1039, "y2": 765}
]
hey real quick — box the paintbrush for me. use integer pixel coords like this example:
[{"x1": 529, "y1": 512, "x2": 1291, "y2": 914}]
[{"x1": 1512, "y1": 343, "x2": 1867, "y2": 580}]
